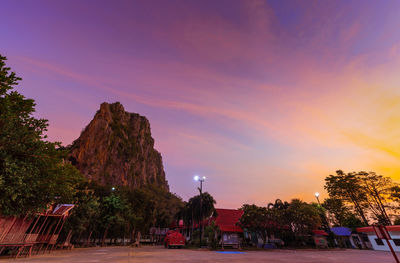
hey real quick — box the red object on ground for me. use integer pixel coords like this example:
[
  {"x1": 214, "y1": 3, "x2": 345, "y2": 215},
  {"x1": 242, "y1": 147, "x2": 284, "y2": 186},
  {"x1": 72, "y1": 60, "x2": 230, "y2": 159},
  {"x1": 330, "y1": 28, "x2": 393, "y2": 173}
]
[{"x1": 164, "y1": 230, "x2": 185, "y2": 248}]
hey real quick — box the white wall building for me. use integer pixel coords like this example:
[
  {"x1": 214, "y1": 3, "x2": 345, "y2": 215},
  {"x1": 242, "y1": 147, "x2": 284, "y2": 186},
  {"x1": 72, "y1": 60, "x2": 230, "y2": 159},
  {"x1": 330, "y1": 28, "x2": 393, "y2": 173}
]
[{"x1": 357, "y1": 226, "x2": 400, "y2": 252}]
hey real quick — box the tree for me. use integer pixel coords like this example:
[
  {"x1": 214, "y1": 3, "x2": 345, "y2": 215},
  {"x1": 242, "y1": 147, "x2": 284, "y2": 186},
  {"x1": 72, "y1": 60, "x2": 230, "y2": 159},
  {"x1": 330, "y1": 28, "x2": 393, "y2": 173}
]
[
  {"x1": 64, "y1": 188, "x2": 100, "y2": 244},
  {"x1": 358, "y1": 171, "x2": 392, "y2": 225},
  {"x1": 341, "y1": 214, "x2": 365, "y2": 231},
  {"x1": 267, "y1": 199, "x2": 289, "y2": 210},
  {"x1": 325, "y1": 170, "x2": 396, "y2": 225},
  {"x1": 324, "y1": 170, "x2": 369, "y2": 225},
  {"x1": 204, "y1": 221, "x2": 220, "y2": 249},
  {"x1": 186, "y1": 192, "x2": 216, "y2": 224},
  {"x1": 99, "y1": 193, "x2": 127, "y2": 245},
  {"x1": 286, "y1": 199, "x2": 321, "y2": 237},
  {"x1": 240, "y1": 204, "x2": 273, "y2": 247},
  {"x1": 322, "y1": 197, "x2": 352, "y2": 226},
  {"x1": 0, "y1": 54, "x2": 84, "y2": 216},
  {"x1": 390, "y1": 185, "x2": 400, "y2": 203}
]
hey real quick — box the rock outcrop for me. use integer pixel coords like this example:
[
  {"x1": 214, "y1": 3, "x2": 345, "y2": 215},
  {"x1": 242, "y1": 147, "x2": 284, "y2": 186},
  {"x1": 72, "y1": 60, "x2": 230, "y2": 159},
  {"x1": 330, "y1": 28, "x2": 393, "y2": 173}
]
[{"x1": 68, "y1": 102, "x2": 169, "y2": 190}]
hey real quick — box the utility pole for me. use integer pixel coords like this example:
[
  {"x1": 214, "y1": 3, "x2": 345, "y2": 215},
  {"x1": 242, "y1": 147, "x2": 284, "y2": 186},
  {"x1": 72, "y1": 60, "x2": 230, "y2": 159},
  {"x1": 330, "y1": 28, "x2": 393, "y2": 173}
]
[{"x1": 194, "y1": 175, "x2": 206, "y2": 248}]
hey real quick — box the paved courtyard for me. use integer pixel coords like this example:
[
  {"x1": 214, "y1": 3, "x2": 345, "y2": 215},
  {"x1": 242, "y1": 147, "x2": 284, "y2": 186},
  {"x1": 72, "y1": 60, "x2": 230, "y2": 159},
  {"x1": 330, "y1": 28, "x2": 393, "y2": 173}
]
[{"x1": 1, "y1": 245, "x2": 398, "y2": 263}]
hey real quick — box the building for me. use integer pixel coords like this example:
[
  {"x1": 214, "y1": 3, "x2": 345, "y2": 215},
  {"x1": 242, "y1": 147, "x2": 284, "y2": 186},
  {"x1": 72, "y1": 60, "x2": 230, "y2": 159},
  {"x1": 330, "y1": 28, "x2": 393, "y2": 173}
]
[
  {"x1": 214, "y1": 209, "x2": 244, "y2": 249},
  {"x1": 357, "y1": 225, "x2": 400, "y2": 251},
  {"x1": 0, "y1": 204, "x2": 74, "y2": 258},
  {"x1": 312, "y1": 230, "x2": 329, "y2": 248}
]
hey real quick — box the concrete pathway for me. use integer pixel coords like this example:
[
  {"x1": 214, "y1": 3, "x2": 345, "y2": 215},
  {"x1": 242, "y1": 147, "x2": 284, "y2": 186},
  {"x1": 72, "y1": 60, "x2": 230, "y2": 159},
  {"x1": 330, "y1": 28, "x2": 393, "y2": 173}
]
[{"x1": 0, "y1": 245, "x2": 398, "y2": 263}]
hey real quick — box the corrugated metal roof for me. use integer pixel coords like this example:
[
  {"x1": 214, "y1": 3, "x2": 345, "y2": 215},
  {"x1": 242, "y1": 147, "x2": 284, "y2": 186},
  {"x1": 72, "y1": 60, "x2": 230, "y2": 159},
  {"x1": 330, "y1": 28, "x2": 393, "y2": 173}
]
[
  {"x1": 52, "y1": 204, "x2": 74, "y2": 216},
  {"x1": 330, "y1": 227, "x2": 352, "y2": 236}
]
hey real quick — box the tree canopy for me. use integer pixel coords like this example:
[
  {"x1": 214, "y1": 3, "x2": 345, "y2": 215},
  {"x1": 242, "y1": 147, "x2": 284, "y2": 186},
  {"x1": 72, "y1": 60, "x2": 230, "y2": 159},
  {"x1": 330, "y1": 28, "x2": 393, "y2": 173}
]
[
  {"x1": 324, "y1": 170, "x2": 396, "y2": 225},
  {"x1": 0, "y1": 54, "x2": 84, "y2": 216}
]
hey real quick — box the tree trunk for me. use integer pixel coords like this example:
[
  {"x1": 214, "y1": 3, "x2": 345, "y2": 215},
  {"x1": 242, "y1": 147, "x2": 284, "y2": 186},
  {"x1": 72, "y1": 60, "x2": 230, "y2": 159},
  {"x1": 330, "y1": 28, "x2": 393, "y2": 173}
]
[
  {"x1": 102, "y1": 228, "x2": 108, "y2": 247},
  {"x1": 373, "y1": 187, "x2": 391, "y2": 224},
  {"x1": 349, "y1": 192, "x2": 369, "y2": 225},
  {"x1": 77, "y1": 231, "x2": 83, "y2": 246}
]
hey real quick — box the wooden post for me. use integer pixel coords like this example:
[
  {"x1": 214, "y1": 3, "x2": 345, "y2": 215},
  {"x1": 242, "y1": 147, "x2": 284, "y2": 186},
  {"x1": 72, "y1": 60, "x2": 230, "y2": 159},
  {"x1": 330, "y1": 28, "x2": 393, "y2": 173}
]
[
  {"x1": 0, "y1": 217, "x2": 17, "y2": 242},
  {"x1": 45, "y1": 216, "x2": 62, "y2": 253},
  {"x1": 382, "y1": 226, "x2": 399, "y2": 263},
  {"x1": 373, "y1": 225, "x2": 399, "y2": 263},
  {"x1": 50, "y1": 216, "x2": 66, "y2": 251}
]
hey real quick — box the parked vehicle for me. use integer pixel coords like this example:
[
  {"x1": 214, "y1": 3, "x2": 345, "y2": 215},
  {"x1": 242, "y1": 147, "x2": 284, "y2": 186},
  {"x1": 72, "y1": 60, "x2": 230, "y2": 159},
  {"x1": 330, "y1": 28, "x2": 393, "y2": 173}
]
[{"x1": 164, "y1": 230, "x2": 185, "y2": 248}]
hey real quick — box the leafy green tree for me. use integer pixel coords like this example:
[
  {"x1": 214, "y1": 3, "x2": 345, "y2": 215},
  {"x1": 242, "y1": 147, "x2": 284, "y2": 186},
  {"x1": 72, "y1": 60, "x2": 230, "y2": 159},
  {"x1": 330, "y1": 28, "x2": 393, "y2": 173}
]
[
  {"x1": 99, "y1": 193, "x2": 127, "y2": 245},
  {"x1": 0, "y1": 54, "x2": 84, "y2": 216},
  {"x1": 325, "y1": 170, "x2": 369, "y2": 225},
  {"x1": 267, "y1": 199, "x2": 289, "y2": 210},
  {"x1": 186, "y1": 192, "x2": 216, "y2": 224},
  {"x1": 358, "y1": 171, "x2": 392, "y2": 225},
  {"x1": 311, "y1": 203, "x2": 329, "y2": 231},
  {"x1": 286, "y1": 199, "x2": 321, "y2": 237},
  {"x1": 325, "y1": 170, "x2": 396, "y2": 225},
  {"x1": 391, "y1": 185, "x2": 400, "y2": 202},
  {"x1": 322, "y1": 197, "x2": 352, "y2": 226},
  {"x1": 240, "y1": 204, "x2": 272, "y2": 247},
  {"x1": 64, "y1": 188, "x2": 100, "y2": 243},
  {"x1": 204, "y1": 221, "x2": 220, "y2": 249},
  {"x1": 341, "y1": 213, "x2": 365, "y2": 230}
]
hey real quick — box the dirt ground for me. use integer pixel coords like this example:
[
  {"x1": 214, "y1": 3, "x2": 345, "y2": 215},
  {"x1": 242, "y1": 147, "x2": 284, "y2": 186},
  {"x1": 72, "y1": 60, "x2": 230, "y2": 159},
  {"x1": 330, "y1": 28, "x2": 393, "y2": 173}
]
[{"x1": 1, "y1": 245, "x2": 398, "y2": 263}]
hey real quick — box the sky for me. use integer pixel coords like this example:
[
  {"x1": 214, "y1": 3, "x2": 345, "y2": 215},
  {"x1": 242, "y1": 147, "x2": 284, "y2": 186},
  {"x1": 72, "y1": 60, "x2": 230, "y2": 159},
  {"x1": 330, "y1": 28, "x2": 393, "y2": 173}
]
[{"x1": 2, "y1": 0, "x2": 400, "y2": 208}]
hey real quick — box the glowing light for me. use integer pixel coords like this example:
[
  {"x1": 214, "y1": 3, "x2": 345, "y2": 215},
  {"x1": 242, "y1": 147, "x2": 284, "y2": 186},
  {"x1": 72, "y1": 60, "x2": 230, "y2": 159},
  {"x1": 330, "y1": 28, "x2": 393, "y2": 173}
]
[
  {"x1": 315, "y1": 192, "x2": 320, "y2": 198},
  {"x1": 194, "y1": 175, "x2": 200, "y2": 181}
]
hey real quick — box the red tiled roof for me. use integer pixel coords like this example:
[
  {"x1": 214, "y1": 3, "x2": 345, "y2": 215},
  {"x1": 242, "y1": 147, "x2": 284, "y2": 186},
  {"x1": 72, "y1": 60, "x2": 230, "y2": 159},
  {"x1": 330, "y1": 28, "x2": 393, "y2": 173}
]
[
  {"x1": 357, "y1": 225, "x2": 400, "y2": 233},
  {"x1": 169, "y1": 220, "x2": 184, "y2": 229},
  {"x1": 313, "y1": 230, "x2": 328, "y2": 236},
  {"x1": 214, "y1": 208, "x2": 244, "y2": 233}
]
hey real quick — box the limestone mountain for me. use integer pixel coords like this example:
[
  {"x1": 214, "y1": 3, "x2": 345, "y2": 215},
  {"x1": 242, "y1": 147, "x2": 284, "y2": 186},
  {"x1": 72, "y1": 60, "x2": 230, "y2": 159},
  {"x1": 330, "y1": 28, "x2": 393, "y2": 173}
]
[{"x1": 68, "y1": 102, "x2": 169, "y2": 190}]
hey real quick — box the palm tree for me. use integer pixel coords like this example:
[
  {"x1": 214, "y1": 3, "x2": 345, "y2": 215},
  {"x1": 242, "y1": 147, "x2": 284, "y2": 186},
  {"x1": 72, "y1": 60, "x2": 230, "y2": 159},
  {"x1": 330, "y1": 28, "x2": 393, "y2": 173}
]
[
  {"x1": 188, "y1": 192, "x2": 216, "y2": 223},
  {"x1": 268, "y1": 199, "x2": 289, "y2": 210}
]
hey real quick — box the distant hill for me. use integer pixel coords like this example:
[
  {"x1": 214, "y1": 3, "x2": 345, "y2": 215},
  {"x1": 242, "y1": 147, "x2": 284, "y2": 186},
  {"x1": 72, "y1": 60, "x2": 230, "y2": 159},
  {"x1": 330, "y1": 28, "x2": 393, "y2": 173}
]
[{"x1": 68, "y1": 102, "x2": 169, "y2": 190}]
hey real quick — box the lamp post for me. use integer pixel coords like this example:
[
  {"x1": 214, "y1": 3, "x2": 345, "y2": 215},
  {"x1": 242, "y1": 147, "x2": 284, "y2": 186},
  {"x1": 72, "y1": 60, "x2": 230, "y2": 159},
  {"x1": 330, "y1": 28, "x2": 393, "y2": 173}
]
[
  {"x1": 194, "y1": 175, "x2": 206, "y2": 247},
  {"x1": 315, "y1": 192, "x2": 321, "y2": 206},
  {"x1": 315, "y1": 191, "x2": 330, "y2": 230}
]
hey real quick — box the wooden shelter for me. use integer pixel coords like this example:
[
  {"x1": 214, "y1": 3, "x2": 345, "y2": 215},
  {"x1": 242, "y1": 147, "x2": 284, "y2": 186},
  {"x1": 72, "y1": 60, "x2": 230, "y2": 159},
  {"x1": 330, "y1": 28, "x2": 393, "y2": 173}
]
[
  {"x1": 214, "y1": 209, "x2": 244, "y2": 249},
  {"x1": 0, "y1": 204, "x2": 74, "y2": 258}
]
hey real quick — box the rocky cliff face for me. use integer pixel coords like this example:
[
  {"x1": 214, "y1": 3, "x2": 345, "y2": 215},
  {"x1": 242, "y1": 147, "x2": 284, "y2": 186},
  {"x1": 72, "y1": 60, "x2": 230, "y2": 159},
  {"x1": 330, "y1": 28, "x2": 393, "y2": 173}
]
[{"x1": 68, "y1": 102, "x2": 169, "y2": 190}]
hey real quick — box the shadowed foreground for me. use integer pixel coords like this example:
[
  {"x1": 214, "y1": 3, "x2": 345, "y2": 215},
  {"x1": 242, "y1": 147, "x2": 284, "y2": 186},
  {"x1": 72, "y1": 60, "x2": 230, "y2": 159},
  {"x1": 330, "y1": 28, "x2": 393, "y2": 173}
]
[{"x1": 0, "y1": 246, "x2": 398, "y2": 263}]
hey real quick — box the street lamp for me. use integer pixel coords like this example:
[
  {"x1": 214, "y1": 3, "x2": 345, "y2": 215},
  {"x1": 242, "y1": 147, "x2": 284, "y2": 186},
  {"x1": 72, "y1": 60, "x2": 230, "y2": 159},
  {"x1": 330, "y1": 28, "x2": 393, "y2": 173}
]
[
  {"x1": 194, "y1": 175, "x2": 206, "y2": 247},
  {"x1": 315, "y1": 192, "x2": 321, "y2": 206}
]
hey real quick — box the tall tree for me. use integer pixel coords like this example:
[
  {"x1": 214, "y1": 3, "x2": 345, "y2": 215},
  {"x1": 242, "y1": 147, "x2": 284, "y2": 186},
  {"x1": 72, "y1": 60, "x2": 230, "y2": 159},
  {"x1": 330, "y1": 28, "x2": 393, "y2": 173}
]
[
  {"x1": 99, "y1": 193, "x2": 127, "y2": 245},
  {"x1": 324, "y1": 170, "x2": 369, "y2": 225},
  {"x1": 267, "y1": 199, "x2": 289, "y2": 210},
  {"x1": 286, "y1": 199, "x2": 321, "y2": 237},
  {"x1": 322, "y1": 197, "x2": 352, "y2": 226},
  {"x1": 186, "y1": 192, "x2": 216, "y2": 224},
  {"x1": 358, "y1": 171, "x2": 392, "y2": 225},
  {"x1": 240, "y1": 204, "x2": 273, "y2": 247},
  {"x1": 390, "y1": 185, "x2": 400, "y2": 205},
  {"x1": 0, "y1": 54, "x2": 83, "y2": 216},
  {"x1": 64, "y1": 188, "x2": 100, "y2": 244}
]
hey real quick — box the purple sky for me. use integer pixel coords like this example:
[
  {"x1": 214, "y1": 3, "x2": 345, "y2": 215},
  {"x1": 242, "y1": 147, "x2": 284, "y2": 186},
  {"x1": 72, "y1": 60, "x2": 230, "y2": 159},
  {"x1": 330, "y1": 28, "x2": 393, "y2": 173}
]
[{"x1": 2, "y1": 0, "x2": 400, "y2": 208}]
